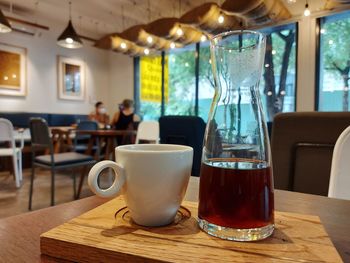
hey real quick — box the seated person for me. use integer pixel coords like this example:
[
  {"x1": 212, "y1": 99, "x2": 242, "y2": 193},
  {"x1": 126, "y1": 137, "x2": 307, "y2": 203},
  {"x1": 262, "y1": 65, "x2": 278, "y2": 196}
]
[
  {"x1": 111, "y1": 99, "x2": 140, "y2": 144},
  {"x1": 89, "y1": 101, "x2": 110, "y2": 129}
]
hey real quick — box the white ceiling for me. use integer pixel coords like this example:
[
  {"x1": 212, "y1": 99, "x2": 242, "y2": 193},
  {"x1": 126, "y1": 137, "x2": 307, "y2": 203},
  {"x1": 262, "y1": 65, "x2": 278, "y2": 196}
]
[{"x1": 0, "y1": 0, "x2": 338, "y2": 39}]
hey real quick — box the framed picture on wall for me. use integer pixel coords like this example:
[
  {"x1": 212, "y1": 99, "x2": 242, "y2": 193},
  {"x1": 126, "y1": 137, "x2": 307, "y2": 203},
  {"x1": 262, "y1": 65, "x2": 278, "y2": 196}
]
[
  {"x1": 57, "y1": 56, "x2": 85, "y2": 101},
  {"x1": 0, "y1": 43, "x2": 27, "y2": 97}
]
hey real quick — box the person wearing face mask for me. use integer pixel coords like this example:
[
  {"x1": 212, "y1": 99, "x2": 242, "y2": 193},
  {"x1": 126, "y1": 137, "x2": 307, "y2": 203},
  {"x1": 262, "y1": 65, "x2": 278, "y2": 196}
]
[{"x1": 89, "y1": 101, "x2": 110, "y2": 128}]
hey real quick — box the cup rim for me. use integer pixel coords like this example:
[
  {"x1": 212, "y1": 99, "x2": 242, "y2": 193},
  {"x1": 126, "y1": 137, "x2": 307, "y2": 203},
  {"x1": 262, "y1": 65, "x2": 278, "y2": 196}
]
[
  {"x1": 115, "y1": 144, "x2": 193, "y2": 154},
  {"x1": 210, "y1": 30, "x2": 265, "y2": 51}
]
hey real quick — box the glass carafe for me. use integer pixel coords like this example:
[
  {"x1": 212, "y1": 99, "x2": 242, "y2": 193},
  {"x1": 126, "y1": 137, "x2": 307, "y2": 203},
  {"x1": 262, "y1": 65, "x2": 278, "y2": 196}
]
[{"x1": 198, "y1": 31, "x2": 274, "y2": 241}]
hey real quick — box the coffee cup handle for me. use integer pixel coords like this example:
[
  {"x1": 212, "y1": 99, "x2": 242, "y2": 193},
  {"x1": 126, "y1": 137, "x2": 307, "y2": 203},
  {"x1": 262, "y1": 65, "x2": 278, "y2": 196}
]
[{"x1": 88, "y1": 160, "x2": 126, "y2": 198}]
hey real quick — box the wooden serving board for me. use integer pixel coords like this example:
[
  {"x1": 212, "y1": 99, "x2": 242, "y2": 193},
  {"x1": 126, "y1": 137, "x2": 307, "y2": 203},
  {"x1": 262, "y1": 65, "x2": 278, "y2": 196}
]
[{"x1": 40, "y1": 196, "x2": 342, "y2": 262}]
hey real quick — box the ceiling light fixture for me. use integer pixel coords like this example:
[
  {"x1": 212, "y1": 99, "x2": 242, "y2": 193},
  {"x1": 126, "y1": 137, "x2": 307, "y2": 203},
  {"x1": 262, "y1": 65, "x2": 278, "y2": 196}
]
[
  {"x1": 57, "y1": 1, "x2": 83, "y2": 49},
  {"x1": 218, "y1": 13, "x2": 224, "y2": 24},
  {"x1": 0, "y1": 8, "x2": 12, "y2": 33},
  {"x1": 304, "y1": 1, "x2": 310, "y2": 17}
]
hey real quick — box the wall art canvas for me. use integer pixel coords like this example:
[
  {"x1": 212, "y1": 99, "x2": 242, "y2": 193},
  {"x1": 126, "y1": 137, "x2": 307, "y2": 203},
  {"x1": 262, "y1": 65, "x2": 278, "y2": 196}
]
[
  {"x1": 58, "y1": 56, "x2": 85, "y2": 101},
  {"x1": 0, "y1": 43, "x2": 26, "y2": 96}
]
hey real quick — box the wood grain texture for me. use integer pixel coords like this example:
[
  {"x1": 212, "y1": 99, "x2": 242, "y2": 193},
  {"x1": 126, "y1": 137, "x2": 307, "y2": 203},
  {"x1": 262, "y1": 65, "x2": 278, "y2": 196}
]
[{"x1": 40, "y1": 196, "x2": 342, "y2": 263}]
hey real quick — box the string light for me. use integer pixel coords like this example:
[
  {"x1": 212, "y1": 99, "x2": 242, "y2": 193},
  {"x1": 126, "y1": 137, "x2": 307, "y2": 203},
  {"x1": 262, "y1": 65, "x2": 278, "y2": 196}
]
[
  {"x1": 218, "y1": 14, "x2": 224, "y2": 24},
  {"x1": 176, "y1": 27, "x2": 183, "y2": 36},
  {"x1": 144, "y1": 48, "x2": 150, "y2": 55},
  {"x1": 147, "y1": 36, "x2": 153, "y2": 44},
  {"x1": 170, "y1": 42, "x2": 176, "y2": 49},
  {"x1": 120, "y1": 42, "x2": 127, "y2": 49},
  {"x1": 201, "y1": 35, "x2": 207, "y2": 42},
  {"x1": 304, "y1": 1, "x2": 310, "y2": 17}
]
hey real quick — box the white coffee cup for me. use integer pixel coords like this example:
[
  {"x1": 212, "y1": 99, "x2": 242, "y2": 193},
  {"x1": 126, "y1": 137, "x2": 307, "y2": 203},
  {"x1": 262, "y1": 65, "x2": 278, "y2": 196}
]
[{"x1": 88, "y1": 144, "x2": 193, "y2": 227}]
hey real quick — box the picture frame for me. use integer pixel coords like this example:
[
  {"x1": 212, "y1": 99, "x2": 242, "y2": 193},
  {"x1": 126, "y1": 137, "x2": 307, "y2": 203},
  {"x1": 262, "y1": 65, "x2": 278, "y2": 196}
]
[
  {"x1": 0, "y1": 43, "x2": 27, "y2": 97},
  {"x1": 57, "y1": 56, "x2": 85, "y2": 101}
]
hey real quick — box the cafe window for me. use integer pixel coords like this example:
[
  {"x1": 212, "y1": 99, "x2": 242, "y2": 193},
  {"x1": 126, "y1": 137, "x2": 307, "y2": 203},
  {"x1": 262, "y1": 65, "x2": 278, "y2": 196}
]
[
  {"x1": 165, "y1": 45, "x2": 196, "y2": 116},
  {"x1": 317, "y1": 11, "x2": 350, "y2": 111},
  {"x1": 198, "y1": 42, "x2": 215, "y2": 122},
  {"x1": 259, "y1": 23, "x2": 297, "y2": 122},
  {"x1": 138, "y1": 55, "x2": 162, "y2": 120},
  {"x1": 135, "y1": 23, "x2": 297, "y2": 122}
]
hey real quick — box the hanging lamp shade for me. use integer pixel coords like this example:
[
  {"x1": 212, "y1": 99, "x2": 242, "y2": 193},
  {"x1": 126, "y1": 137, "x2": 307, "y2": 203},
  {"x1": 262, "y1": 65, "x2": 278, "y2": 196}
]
[
  {"x1": 119, "y1": 24, "x2": 175, "y2": 50},
  {"x1": 95, "y1": 33, "x2": 151, "y2": 57},
  {"x1": 221, "y1": 0, "x2": 291, "y2": 25},
  {"x1": 179, "y1": 2, "x2": 243, "y2": 35},
  {"x1": 57, "y1": 20, "x2": 83, "y2": 49},
  {"x1": 145, "y1": 17, "x2": 202, "y2": 45},
  {"x1": 0, "y1": 9, "x2": 12, "y2": 33}
]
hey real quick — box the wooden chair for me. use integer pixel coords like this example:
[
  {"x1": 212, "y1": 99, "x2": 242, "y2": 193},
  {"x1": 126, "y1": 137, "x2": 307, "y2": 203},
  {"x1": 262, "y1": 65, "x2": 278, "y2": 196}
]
[{"x1": 28, "y1": 118, "x2": 96, "y2": 210}]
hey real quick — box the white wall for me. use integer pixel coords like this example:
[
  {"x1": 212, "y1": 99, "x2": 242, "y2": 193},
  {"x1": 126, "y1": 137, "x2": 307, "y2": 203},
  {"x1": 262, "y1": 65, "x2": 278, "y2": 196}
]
[
  {"x1": 297, "y1": 16, "x2": 317, "y2": 111},
  {"x1": 0, "y1": 22, "x2": 134, "y2": 116},
  {"x1": 106, "y1": 52, "x2": 134, "y2": 115}
]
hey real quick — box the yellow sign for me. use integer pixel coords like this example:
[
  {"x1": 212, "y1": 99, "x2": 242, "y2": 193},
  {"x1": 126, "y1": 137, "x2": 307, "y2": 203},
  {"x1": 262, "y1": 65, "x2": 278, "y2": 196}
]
[{"x1": 140, "y1": 56, "x2": 168, "y2": 103}]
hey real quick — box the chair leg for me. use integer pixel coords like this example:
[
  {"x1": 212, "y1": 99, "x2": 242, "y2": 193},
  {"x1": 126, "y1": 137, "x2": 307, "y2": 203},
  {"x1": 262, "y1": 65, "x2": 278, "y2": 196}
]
[
  {"x1": 18, "y1": 152, "x2": 23, "y2": 182},
  {"x1": 50, "y1": 167, "x2": 56, "y2": 206},
  {"x1": 72, "y1": 169, "x2": 77, "y2": 200},
  {"x1": 28, "y1": 165, "x2": 35, "y2": 210},
  {"x1": 76, "y1": 166, "x2": 87, "y2": 199},
  {"x1": 12, "y1": 154, "x2": 20, "y2": 188}
]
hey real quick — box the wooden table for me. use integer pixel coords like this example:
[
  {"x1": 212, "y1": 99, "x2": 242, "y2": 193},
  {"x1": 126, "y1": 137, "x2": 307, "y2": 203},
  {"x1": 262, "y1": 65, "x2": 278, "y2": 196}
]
[
  {"x1": 0, "y1": 177, "x2": 349, "y2": 262},
  {"x1": 75, "y1": 130, "x2": 137, "y2": 160}
]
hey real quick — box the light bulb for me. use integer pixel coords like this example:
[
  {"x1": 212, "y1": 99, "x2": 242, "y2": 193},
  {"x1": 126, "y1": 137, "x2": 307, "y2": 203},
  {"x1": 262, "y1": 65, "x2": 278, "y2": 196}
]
[
  {"x1": 144, "y1": 48, "x2": 150, "y2": 55},
  {"x1": 320, "y1": 28, "x2": 326, "y2": 34},
  {"x1": 185, "y1": 62, "x2": 189, "y2": 67},
  {"x1": 272, "y1": 50, "x2": 276, "y2": 55},
  {"x1": 147, "y1": 36, "x2": 153, "y2": 44},
  {"x1": 304, "y1": 4, "x2": 310, "y2": 17},
  {"x1": 201, "y1": 35, "x2": 207, "y2": 42},
  {"x1": 329, "y1": 39, "x2": 334, "y2": 45},
  {"x1": 218, "y1": 14, "x2": 224, "y2": 24},
  {"x1": 120, "y1": 42, "x2": 127, "y2": 49},
  {"x1": 267, "y1": 91, "x2": 273, "y2": 96},
  {"x1": 170, "y1": 42, "x2": 176, "y2": 49},
  {"x1": 65, "y1": 37, "x2": 74, "y2": 44},
  {"x1": 176, "y1": 27, "x2": 183, "y2": 36}
]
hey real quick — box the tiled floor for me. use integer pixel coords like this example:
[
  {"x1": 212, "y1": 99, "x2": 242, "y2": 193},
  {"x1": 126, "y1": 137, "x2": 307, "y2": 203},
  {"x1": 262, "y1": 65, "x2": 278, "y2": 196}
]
[{"x1": 0, "y1": 168, "x2": 112, "y2": 219}]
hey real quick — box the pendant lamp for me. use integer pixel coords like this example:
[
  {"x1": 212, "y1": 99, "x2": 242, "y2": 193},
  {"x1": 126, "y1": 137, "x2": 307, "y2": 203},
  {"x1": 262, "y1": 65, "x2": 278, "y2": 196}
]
[
  {"x1": 57, "y1": 1, "x2": 82, "y2": 49},
  {"x1": 0, "y1": 9, "x2": 11, "y2": 33}
]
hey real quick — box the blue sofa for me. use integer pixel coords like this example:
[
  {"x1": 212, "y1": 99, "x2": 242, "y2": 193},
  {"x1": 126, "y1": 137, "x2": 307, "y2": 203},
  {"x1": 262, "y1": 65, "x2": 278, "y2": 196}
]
[{"x1": 0, "y1": 112, "x2": 89, "y2": 128}]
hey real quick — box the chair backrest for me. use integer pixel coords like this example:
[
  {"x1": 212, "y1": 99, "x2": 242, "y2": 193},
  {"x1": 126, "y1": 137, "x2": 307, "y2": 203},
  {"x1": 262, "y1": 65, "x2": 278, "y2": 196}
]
[
  {"x1": 328, "y1": 126, "x2": 350, "y2": 200},
  {"x1": 159, "y1": 116, "x2": 206, "y2": 176},
  {"x1": 136, "y1": 121, "x2": 159, "y2": 143},
  {"x1": 29, "y1": 118, "x2": 53, "y2": 152},
  {"x1": 75, "y1": 121, "x2": 98, "y2": 141},
  {"x1": 271, "y1": 112, "x2": 350, "y2": 196},
  {"x1": 0, "y1": 118, "x2": 15, "y2": 147}
]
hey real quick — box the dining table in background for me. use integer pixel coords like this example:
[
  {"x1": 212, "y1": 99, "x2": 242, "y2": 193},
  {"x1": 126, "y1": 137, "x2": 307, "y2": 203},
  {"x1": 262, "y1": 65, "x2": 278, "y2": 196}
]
[
  {"x1": 75, "y1": 129, "x2": 138, "y2": 160},
  {"x1": 0, "y1": 177, "x2": 349, "y2": 262}
]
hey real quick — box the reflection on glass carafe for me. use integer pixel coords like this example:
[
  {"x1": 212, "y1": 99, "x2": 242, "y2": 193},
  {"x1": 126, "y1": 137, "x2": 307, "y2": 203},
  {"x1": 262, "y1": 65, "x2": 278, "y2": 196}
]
[{"x1": 198, "y1": 30, "x2": 274, "y2": 241}]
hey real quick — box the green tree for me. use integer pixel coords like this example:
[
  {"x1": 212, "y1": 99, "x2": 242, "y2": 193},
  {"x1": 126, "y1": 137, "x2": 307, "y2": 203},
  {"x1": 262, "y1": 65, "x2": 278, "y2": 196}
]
[
  {"x1": 321, "y1": 19, "x2": 350, "y2": 111},
  {"x1": 263, "y1": 29, "x2": 295, "y2": 120}
]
